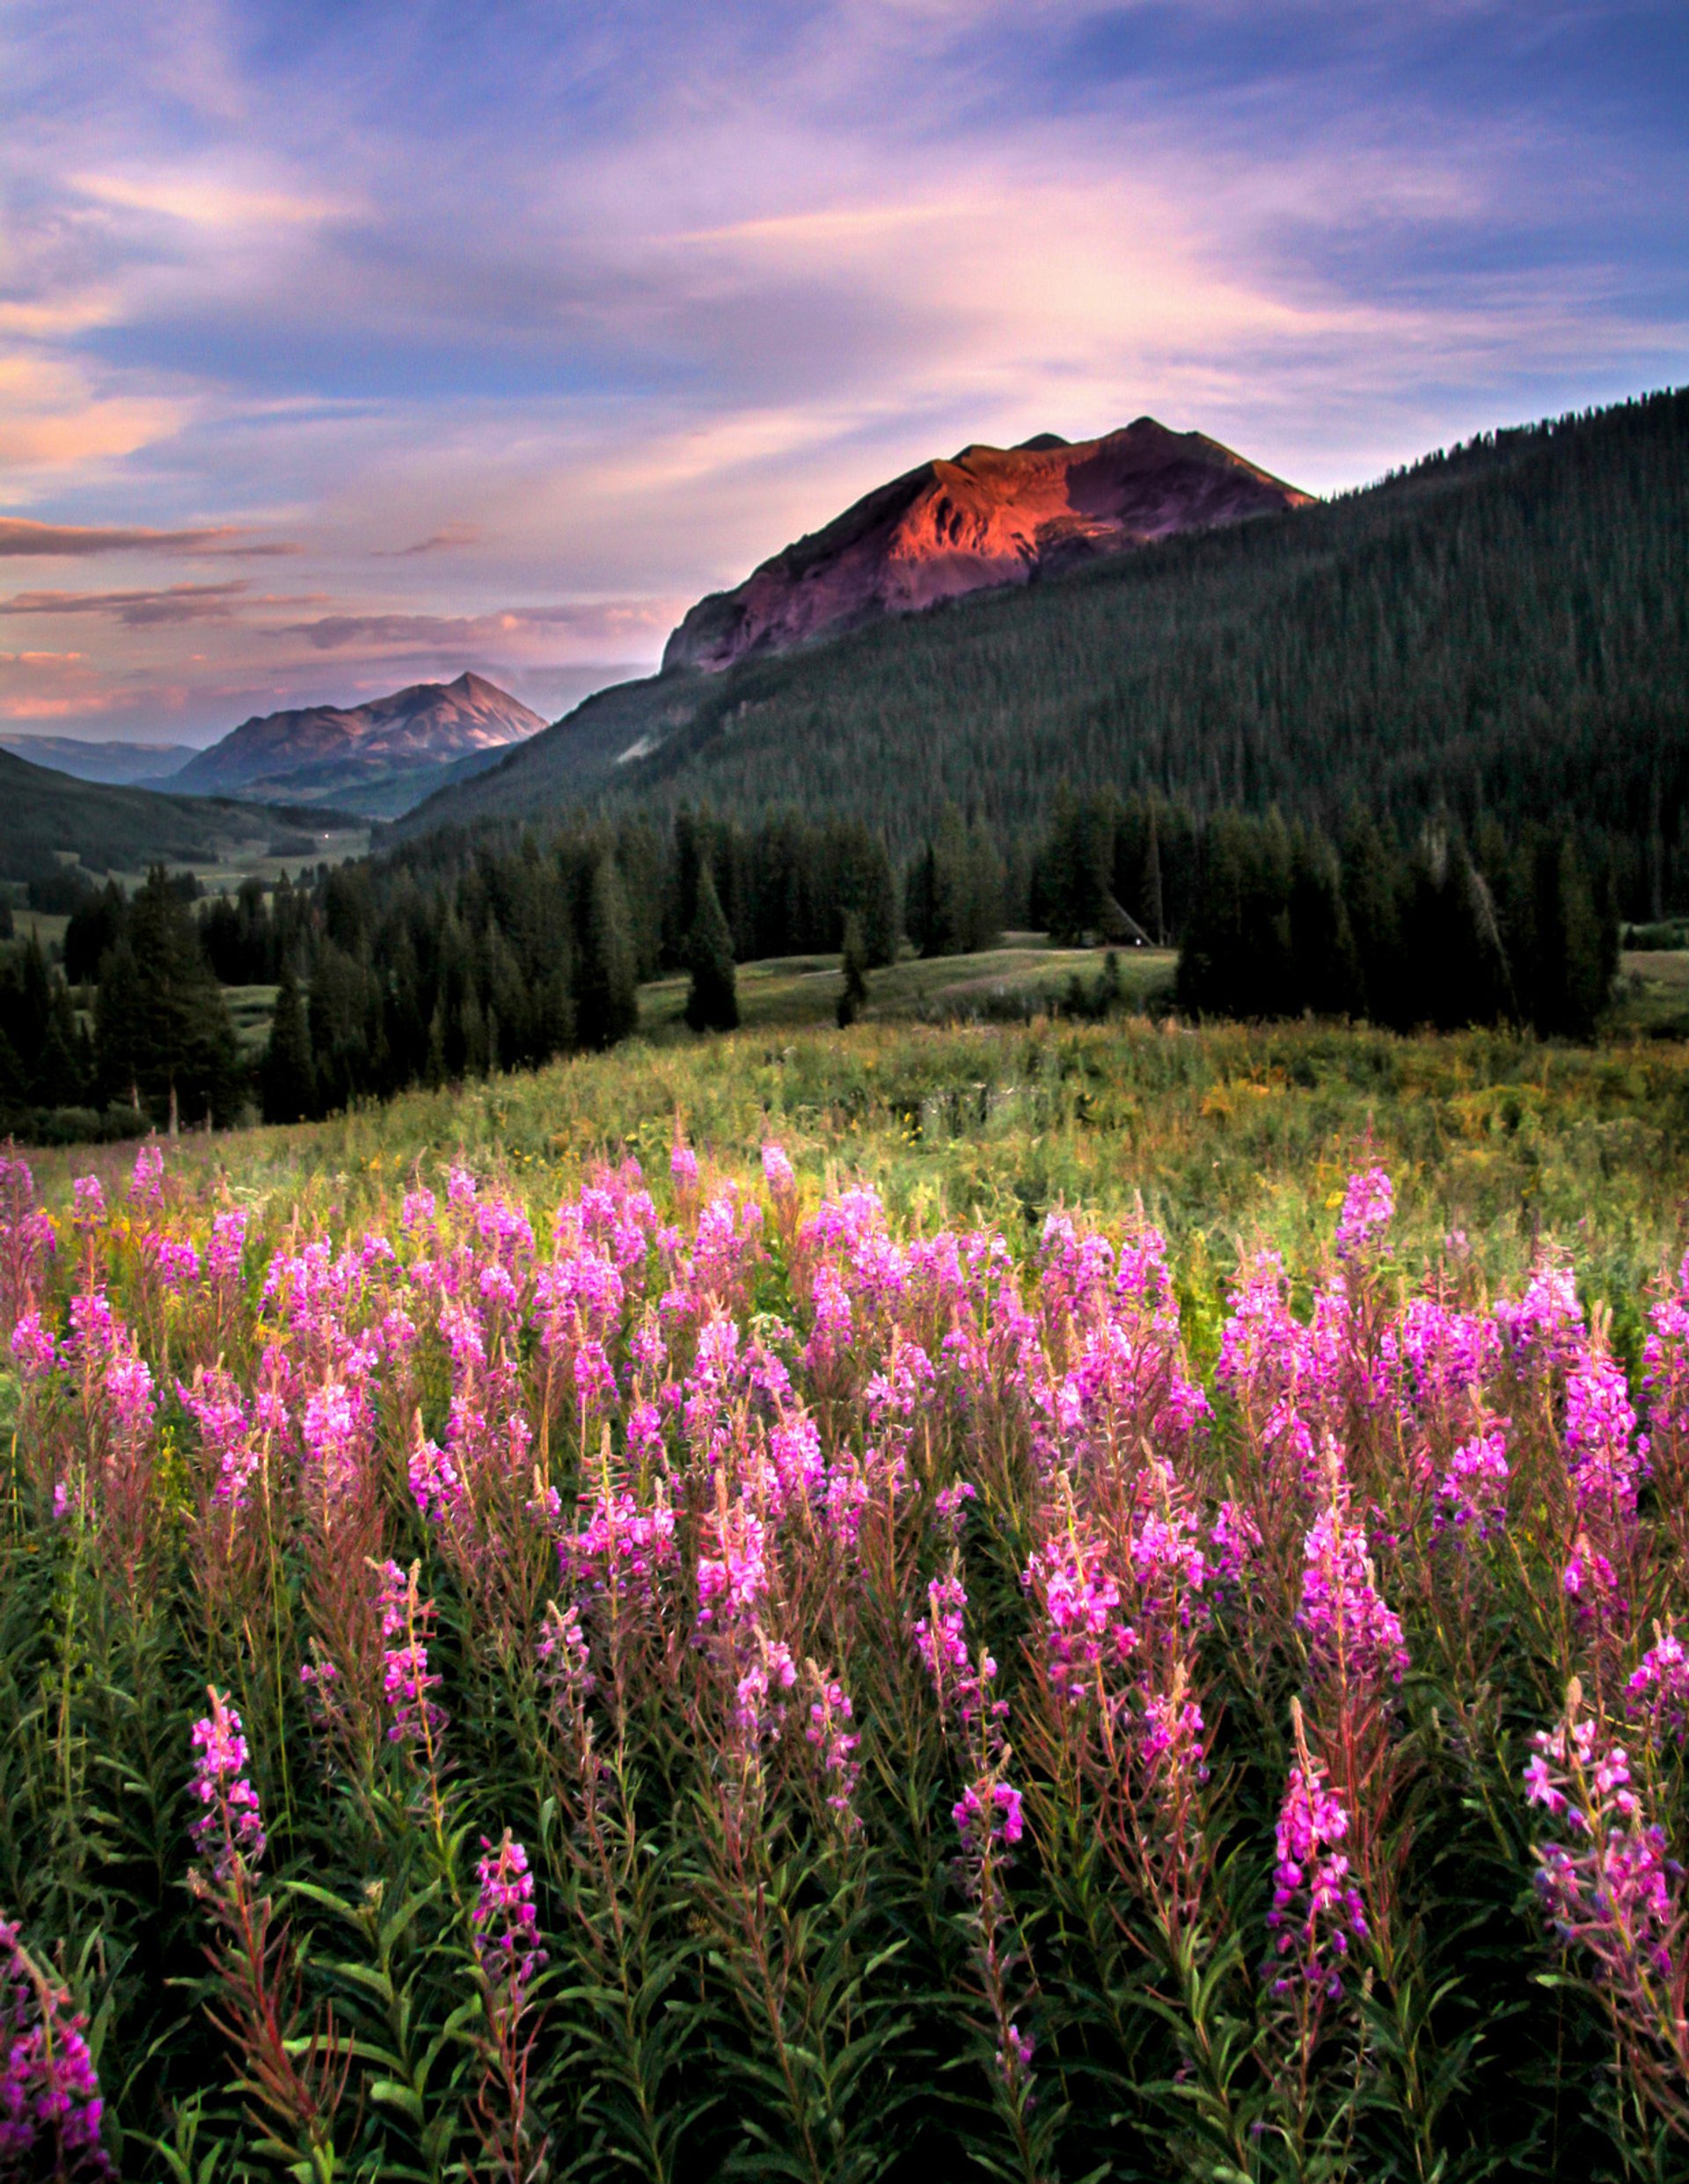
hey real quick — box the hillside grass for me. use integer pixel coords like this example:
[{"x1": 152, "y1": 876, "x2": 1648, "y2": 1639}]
[{"x1": 30, "y1": 1007, "x2": 1689, "y2": 1371}]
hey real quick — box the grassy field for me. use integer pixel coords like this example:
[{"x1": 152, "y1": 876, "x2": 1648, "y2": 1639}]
[
  {"x1": 11, "y1": 997, "x2": 1689, "y2": 2178},
  {"x1": 28, "y1": 1003, "x2": 1689, "y2": 1369}
]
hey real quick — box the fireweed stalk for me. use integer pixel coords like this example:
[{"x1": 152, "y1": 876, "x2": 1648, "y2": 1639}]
[
  {"x1": 469, "y1": 1830, "x2": 550, "y2": 2181},
  {"x1": 186, "y1": 1689, "x2": 348, "y2": 2176},
  {"x1": 1524, "y1": 1682, "x2": 1689, "y2": 2142},
  {"x1": 535, "y1": 1595, "x2": 691, "y2": 2184},
  {"x1": 1260, "y1": 1701, "x2": 1374, "y2": 2179},
  {"x1": 915, "y1": 1561, "x2": 1049, "y2": 2182},
  {"x1": 0, "y1": 1917, "x2": 113, "y2": 2180}
]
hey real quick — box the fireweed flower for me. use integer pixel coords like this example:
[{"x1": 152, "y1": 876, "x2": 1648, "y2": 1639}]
[
  {"x1": 377, "y1": 1560, "x2": 447, "y2": 1752},
  {"x1": 70, "y1": 1175, "x2": 105, "y2": 1230},
  {"x1": 536, "y1": 1600, "x2": 596, "y2": 1706},
  {"x1": 205, "y1": 1209, "x2": 248, "y2": 1286},
  {"x1": 1208, "y1": 1501, "x2": 1262, "y2": 1595},
  {"x1": 189, "y1": 1690, "x2": 267, "y2": 1882},
  {"x1": 934, "y1": 1478, "x2": 978, "y2": 1538},
  {"x1": 1334, "y1": 1167, "x2": 1393, "y2": 1260},
  {"x1": 1433, "y1": 1427, "x2": 1511, "y2": 1542},
  {"x1": 128, "y1": 1143, "x2": 164, "y2": 1207},
  {"x1": 408, "y1": 1429, "x2": 465, "y2": 1526},
  {"x1": 1022, "y1": 1529, "x2": 1131, "y2": 1706},
  {"x1": 1563, "y1": 1352, "x2": 1648, "y2": 1521},
  {"x1": 953, "y1": 1777, "x2": 1026, "y2": 1855},
  {"x1": 1524, "y1": 1699, "x2": 1683, "y2": 2030},
  {"x1": 10, "y1": 1310, "x2": 59, "y2": 1381},
  {"x1": 914, "y1": 1571, "x2": 998, "y2": 1735},
  {"x1": 0, "y1": 1919, "x2": 113, "y2": 2179},
  {"x1": 1495, "y1": 1260, "x2": 1585, "y2": 1378},
  {"x1": 1628, "y1": 1629, "x2": 1689, "y2": 1742},
  {"x1": 805, "y1": 1670, "x2": 862, "y2": 1822},
  {"x1": 472, "y1": 1832, "x2": 547, "y2": 2003},
  {"x1": 731, "y1": 1636, "x2": 798, "y2": 1743},
  {"x1": 761, "y1": 1142, "x2": 796, "y2": 1200},
  {"x1": 1265, "y1": 1759, "x2": 1369, "y2": 2000},
  {"x1": 1298, "y1": 1494, "x2": 1409, "y2": 1690}
]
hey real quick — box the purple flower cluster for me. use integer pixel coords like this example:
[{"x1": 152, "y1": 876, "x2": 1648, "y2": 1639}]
[
  {"x1": 377, "y1": 1560, "x2": 448, "y2": 1752},
  {"x1": 1334, "y1": 1167, "x2": 1393, "y2": 1260},
  {"x1": 1022, "y1": 1530, "x2": 1130, "y2": 1707},
  {"x1": 1433, "y1": 1427, "x2": 1511, "y2": 1542},
  {"x1": 1, "y1": 1921, "x2": 112, "y2": 2179},
  {"x1": 952, "y1": 1776, "x2": 1025, "y2": 1856},
  {"x1": 1524, "y1": 1707, "x2": 1682, "y2": 2000},
  {"x1": 189, "y1": 1689, "x2": 267, "y2": 1881},
  {"x1": 913, "y1": 1570, "x2": 998, "y2": 1734},
  {"x1": 805, "y1": 1672, "x2": 862, "y2": 1821},
  {"x1": 472, "y1": 1831, "x2": 547, "y2": 2003},
  {"x1": 1627, "y1": 1629, "x2": 1689, "y2": 1741},
  {"x1": 1265, "y1": 1761, "x2": 1369, "y2": 2000},
  {"x1": 1298, "y1": 1501, "x2": 1410, "y2": 1689}
]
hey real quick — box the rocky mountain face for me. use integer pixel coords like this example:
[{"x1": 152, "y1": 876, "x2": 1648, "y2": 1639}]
[
  {"x1": 662, "y1": 419, "x2": 1312, "y2": 674},
  {"x1": 169, "y1": 671, "x2": 545, "y2": 814}
]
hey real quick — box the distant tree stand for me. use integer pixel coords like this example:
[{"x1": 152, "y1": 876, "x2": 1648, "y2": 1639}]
[
  {"x1": 837, "y1": 913, "x2": 870, "y2": 1027},
  {"x1": 684, "y1": 866, "x2": 739, "y2": 1034}
]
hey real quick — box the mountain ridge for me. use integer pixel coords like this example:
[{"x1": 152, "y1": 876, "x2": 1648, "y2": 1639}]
[
  {"x1": 662, "y1": 417, "x2": 1312, "y2": 674},
  {"x1": 388, "y1": 387, "x2": 1689, "y2": 859},
  {"x1": 169, "y1": 670, "x2": 545, "y2": 815}
]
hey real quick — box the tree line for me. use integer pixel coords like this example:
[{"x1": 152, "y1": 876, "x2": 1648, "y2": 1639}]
[{"x1": 0, "y1": 789, "x2": 1625, "y2": 1142}]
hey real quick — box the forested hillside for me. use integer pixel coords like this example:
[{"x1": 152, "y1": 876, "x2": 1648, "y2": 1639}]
[
  {"x1": 0, "y1": 749, "x2": 340, "y2": 882},
  {"x1": 401, "y1": 388, "x2": 1689, "y2": 913}
]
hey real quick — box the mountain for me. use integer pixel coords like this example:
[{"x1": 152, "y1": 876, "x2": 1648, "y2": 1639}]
[
  {"x1": 662, "y1": 419, "x2": 1312, "y2": 673},
  {"x1": 0, "y1": 736, "x2": 200, "y2": 787},
  {"x1": 0, "y1": 750, "x2": 357, "y2": 883},
  {"x1": 390, "y1": 388, "x2": 1689, "y2": 880},
  {"x1": 169, "y1": 671, "x2": 546, "y2": 815}
]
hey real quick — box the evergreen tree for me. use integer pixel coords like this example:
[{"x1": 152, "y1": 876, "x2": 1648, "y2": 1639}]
[
  {"x1": 32, "y1": 988, "x2": 84, "y2": 1109},
  {"x1": 684, "y1": 866, "x2": 740, "y2": 1033},
  {"x1": 837, "y1": 913, "x2": 870, "y2": 1028},
  {"x1": 575, "y1": 851, "x2": 640, "y2": 1049},
  {"x1": 96, "y1": 873, "x2": 239, "y2": 1129},
  {"x1": 262, "y1": 968, "x2": 316, "y2": 1123},
  {"x1": 1288, "y1": 834, "x2": 1362, "y2": 1016}
]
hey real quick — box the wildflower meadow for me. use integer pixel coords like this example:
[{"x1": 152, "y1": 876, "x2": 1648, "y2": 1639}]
[{"x1": 3, "y1": 1090, "x2": 1689, "y2": 2180}]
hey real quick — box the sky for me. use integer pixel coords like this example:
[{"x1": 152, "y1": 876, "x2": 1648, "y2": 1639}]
[{"x1": 0, "y1": 0, "x2": 1685, "y2": 746}]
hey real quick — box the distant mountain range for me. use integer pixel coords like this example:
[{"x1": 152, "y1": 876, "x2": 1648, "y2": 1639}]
[
  {"x1": 0, "y1": 749, "x2": 357, "y2": 885},
  {"x1": 0, "y1": 736, "x2": 200, "y2": 787},
  {"x1": 168, "y1": 671, "x2": 547, "y2": 817},
  {"x1": 663, "y1": 419, "x2": 1312, "y2": 673},
  {"x1": 390, "y1": 388, "x2": 1689, "y2": 872}
]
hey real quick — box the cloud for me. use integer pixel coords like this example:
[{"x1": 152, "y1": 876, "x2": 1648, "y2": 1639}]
[
  {"x1": 69, "y1": 171, "x2": 348, "y2": 231},
  {"x1": 377, "y1": 522, "x2": 483, "y2": 558},
  {"x1": 0, "y1": 516, "x2": 245, "y2": 557},
  {"x1": 0, "y1": 0, "x2": 1682, "y2": 733},
  {"x1": 286, "y1": 603, "x2": 675, "y2": 652},
  {"x1": 1, "y1": 581, "x2": 254, "y2": 625}
]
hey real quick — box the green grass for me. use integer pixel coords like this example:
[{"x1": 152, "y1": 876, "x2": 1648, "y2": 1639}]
[
  {"x1": 638, "y1": 938, "x2": 1174, "y2": 1035},
  {"x1": 33, "y1": 1009, "x2": 1689, "y2": 1374}
]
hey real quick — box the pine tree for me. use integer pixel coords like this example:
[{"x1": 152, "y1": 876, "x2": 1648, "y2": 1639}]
[
  {"x1": 1288, "y1": 834, "x2": 1362, "y2": 1017},
  {"x1": 261, "y1": 968, "x2": 316, "y2": 1123},
  {"x1": 32, "y1": 989, "x2": 84, "y2": 1109},
  {"x1": 837, "y1": 912, "x2": 870, "y2": 1027},
  {"x1": 575, "y1": 851, "x2": 640, "y2": 1049},
  {"x1": 96, "y1": 874, "x2": 239, "y2": 1129},
  {"x1": 684, "y1": 866, "x2": 739, "y2": 1033}
]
